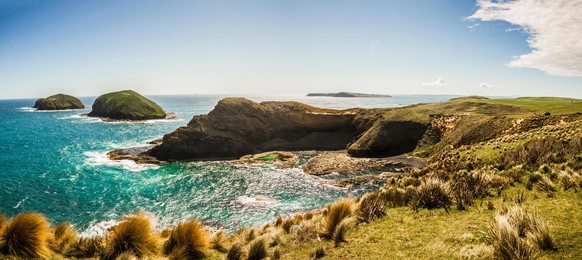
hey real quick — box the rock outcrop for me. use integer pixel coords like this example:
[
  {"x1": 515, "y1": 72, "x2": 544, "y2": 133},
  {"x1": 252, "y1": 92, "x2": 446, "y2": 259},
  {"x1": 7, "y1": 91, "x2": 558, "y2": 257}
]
[
  {"x1": 33, "y1": 94, "x2": 84, "y2": 110},
  {"x1": 148, "y1": 98, "x2": 358, "y2": 160},
  {"x1": 307, "y1": 92, "x2": 391, "y2": 98},
  {"x1": 88, "y1": 90, "x2": 166, "y2": 120}
]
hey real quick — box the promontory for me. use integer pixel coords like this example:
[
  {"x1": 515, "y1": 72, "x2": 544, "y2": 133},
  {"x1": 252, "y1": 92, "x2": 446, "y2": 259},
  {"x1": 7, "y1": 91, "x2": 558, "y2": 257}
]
[
  {"x1": 33, "y1": 94, "x2": 85, "y2": 110},
  {"x1": 112, "y1": 96, "x2": 582, "y2": 164},
  {"x1": 88, "y1": 90, "x2": 166, "y2": 120}
]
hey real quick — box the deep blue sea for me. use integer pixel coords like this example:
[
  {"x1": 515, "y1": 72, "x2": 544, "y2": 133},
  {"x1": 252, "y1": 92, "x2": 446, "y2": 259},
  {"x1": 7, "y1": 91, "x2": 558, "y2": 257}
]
[{"x1": 0, "y1": 94, "x2": 456, "y2": 236}]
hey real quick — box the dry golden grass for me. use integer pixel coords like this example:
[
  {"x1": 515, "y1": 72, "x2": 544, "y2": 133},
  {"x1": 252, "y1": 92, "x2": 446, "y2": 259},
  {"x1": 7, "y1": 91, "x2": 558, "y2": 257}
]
[
  {"x1": 322, "y1": 198, "x2": 354, "y2": 238},
  {"x1": 226, "y1": 242, "x2": 244, "y2": 260},
  {"x1": 163, "y1": 219, "x2": 208, "y2": 260},
  {"x1": 333, "y1": 217, "x2": 354, "y2": 247},
  {"x1": 411, "y1": 177, "x2": 453, "y2": 212},
  {"x1": 246, "y1": 238, "x2": 267, "y2": 260},
  {"x1": 71, "y1": 236, "x2": 104, "y2": 258},
  {"x1": 115, "y1": 251, "x2": 138, "y2": 259},
  {"x1": 486, "y1": 205, "x2": 556, "y2": 259},
  {"x1": 210, "y1": 229, "x2": 227, "y2": 253},
  {"x1": 51, "y1": 222, "x2": 78, "y2": 254},
  {"x1": 102, "y1": 213, "x2": 160, "y2": 260},
  {"x1": 0, "y1": 212, "x2": 52, "y2": 258}
]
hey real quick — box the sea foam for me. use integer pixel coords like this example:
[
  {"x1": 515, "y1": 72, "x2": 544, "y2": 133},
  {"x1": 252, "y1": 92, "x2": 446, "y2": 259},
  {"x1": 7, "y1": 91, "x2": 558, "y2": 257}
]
[{"x1": 83, "y1": 151, "x2": 159, "y2": 172}]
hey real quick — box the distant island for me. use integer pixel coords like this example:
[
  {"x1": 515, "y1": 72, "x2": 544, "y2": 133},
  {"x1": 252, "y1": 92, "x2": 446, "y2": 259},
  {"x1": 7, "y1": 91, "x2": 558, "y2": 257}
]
[
  {"x1": 87, "y1": 90, "x2": 167, "y2": 120},
  {"x1": 306, "y1": 92, "x2": 391, "y2": 98},
  {"x1": 33, "y1": 94, "x2": 85, "y2": 110}
]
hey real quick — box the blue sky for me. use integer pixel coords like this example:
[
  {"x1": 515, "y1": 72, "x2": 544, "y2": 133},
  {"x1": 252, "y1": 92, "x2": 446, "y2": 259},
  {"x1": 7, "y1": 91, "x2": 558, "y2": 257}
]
[{"x1": 0, "y1": 0, "x2": 580, "y2": 99}]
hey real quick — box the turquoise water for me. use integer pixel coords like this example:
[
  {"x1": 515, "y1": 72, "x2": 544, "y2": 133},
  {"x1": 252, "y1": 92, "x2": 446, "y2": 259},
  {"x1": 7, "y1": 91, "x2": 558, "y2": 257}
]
[{"x1": 0, "y1": 94, "x2": 455, "y2": 235}]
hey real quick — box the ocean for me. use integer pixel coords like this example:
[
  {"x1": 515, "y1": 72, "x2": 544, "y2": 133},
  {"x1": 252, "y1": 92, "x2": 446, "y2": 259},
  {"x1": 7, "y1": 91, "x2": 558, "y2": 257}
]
[{"x1": 0, "y1": 94, "x2": 457, "y2": 236}]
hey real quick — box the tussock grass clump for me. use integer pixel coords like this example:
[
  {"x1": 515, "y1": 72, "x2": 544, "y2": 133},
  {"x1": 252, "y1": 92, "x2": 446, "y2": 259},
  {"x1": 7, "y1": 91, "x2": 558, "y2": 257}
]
[
  {"x1": 357, "y1": 190, "x2": 389, "y2": 223},
  {"x1": 243, "y1": 227, "x2": 258, "y2": 243},
  {"x1": 322, "y1": 198, "x2": 354, "y2": 238},
  {"x1": 272, "y1": 247, "x2": 281, "y2": 260},
  {"x1": 487, "y1": 215, "x2": 537, "y2": 259},
  {"x1": 226, "y1": 242, "x2": 244, "y2": 260},
  {"x1": 559, "y1": 170, "x2": 581, "y2": 191},
  {"x1": 247, "y1": 238, "x2": 267, "y2": 260},
  {"x1": 514, "y1": 190, "x2": 527, "y2": 204},
  {"x1": 102, "y1": 213, "x2": 159, "y2": 260},
  {"x1": 0, "y1": 212, "x2": 52, "y2": 258},
  {"x1": 486, "y1": 205, "x2": 555, "y2": 259},
  {"x1": 411, "y1": 177, "x2": 452, "y2": 212},
  {"x1": 71, "y1": 236, "x2": 104, "y2": 257},
  {"x1": 115, "y1": 251, "x2": 138, "y2": 259},
  {"x1": 51, "y1": 222, "x2": 78, "y2": 254},
  {"x1": 281, "y1": 218, "x2": 294, "y2": 234},
  {"x1": 274, "y1": 215, "x2": 283, "y2": 227},
  {"x1": 163, "y1": 219, "x2": 208, "y2": 260},
  {"x1": 528, "y1": 215, "x2": 555, "y2": 251},
  {"x1": 0, "y1": 214, "x2": 5, "y2": 231},
  {"x1": 210, "y1": 229, "x2": 227, "y2": 253},
  {"x1": 293, "y1": 222, "x2": 318, "y2": 243},
  {"x1": 333, "y1": 217, "x2": 354, "y2": 247},
  {"x1": 311, "y1": 246, "x2": 325, "y2": 259}
]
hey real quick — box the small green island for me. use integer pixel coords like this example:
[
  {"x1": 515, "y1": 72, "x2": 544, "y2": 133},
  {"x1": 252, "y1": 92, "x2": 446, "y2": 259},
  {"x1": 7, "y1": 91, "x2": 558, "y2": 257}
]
[
  {"x1": 87, "y1": 90, "x2": 166, "y2": 120},
  {"x1": 33, "y1": 94, "x2": 85, "y2": 110}
]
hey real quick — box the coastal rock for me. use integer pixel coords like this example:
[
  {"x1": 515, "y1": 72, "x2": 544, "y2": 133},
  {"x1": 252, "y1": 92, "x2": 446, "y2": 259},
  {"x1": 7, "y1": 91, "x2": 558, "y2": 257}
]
[
  {"x1": 33, "y1": 94, "x2": 84, "y2": 110},
  {"x1": 88, "y1": 90, "x2": 166, "y2": 120},
  {"x1": 307, "y1": 92, "x2": 391, "y2": 98},
  {"x1": 231, "y1": 151, "x2": 299, "y2": 169},
  {"x1": 148, "y1": 97, "x2": 358, "y2": 160}
]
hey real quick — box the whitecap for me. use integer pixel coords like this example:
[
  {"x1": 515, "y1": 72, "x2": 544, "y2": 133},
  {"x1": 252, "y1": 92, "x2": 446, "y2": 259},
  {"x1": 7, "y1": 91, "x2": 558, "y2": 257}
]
[
  {"x1": 16, "y1": 107, "x2": 36, "y2": 112},
  {"x1": 13, "y1": 196, "x2": 28, "y2": 209},
  {"x1": 79, "y1": 219, "x2": 118, "y2": 238},
  {"x1": 234, "y1": 195, "x2": 279, "y2": 207},
  {"x1": 83, "y1": 151, "x2": 159, "y2": 172}
]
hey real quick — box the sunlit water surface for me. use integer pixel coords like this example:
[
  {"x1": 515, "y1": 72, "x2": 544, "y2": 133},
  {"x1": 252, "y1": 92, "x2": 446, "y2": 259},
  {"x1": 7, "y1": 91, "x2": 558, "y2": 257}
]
[{"x1": 0, "y1": 94, "x2": 456, "y2": 235}]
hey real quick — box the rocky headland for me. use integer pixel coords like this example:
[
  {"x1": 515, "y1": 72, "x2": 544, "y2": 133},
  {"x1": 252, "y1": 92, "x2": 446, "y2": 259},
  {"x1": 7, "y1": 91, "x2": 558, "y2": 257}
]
[
  {"x1": 33, "y1": 94, "x2": 84, "y2": 110},
  {"x1": 306, "y1": 92, "x2": 391, "y2": 98},
  {"x1": 87, "y1": 90, "x2": 167, "y2": 120},
  {"x1": 108, "y1": 96, "x2": 582, "y2": 175}
]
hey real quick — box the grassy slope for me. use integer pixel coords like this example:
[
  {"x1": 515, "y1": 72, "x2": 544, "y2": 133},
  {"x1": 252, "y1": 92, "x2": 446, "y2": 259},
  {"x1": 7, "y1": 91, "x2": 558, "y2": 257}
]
[{"x1": 280, "y1": 188, "x2": 581, "y2": 259}]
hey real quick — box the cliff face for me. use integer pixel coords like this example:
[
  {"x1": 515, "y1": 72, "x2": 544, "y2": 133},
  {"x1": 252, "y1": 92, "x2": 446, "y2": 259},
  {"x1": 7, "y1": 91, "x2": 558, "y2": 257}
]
[
  {"x1": 148, "y1": 98, "x2": 359, "y2": 160},
  {"x1": 88, "y1": 90, "x2": 166, "y2": 120},
  {"x1": 33, "y1": 94, "x2": 84, "y2": 110}
]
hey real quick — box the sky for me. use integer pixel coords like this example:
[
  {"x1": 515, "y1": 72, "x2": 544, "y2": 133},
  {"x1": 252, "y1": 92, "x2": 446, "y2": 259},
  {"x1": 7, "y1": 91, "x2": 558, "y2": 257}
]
[{"x1": 0, "y1": 0, "x2": 580, "y2": 99}]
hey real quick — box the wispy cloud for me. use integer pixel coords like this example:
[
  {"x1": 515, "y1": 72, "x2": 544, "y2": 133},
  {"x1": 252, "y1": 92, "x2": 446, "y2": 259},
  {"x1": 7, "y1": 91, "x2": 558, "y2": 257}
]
[
  {"x1": 421, "y1": 77, "x2": 446, "y2": 87},
  {"x1": 468, "y1": 0, "x2": 582, "y2": 77},
  {"x1": 467, "y1": 23, "x2": 480, "y2": 30},
  {"x1": 479, "y1": 82, "x2": 497, "y2": 89}
]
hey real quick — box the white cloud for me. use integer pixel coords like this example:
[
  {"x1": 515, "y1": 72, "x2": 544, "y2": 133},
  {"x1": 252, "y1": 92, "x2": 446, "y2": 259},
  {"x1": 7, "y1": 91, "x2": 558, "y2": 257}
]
[
  {"x1": 421, "y1": 77, "x2": 446, "y2": 87},
  {"x1": 468, "y1": 0, "x2": 582, "y2": 77},
  {"x1": 479, "y1": 82, "x2": 497, "y2": 89}
]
